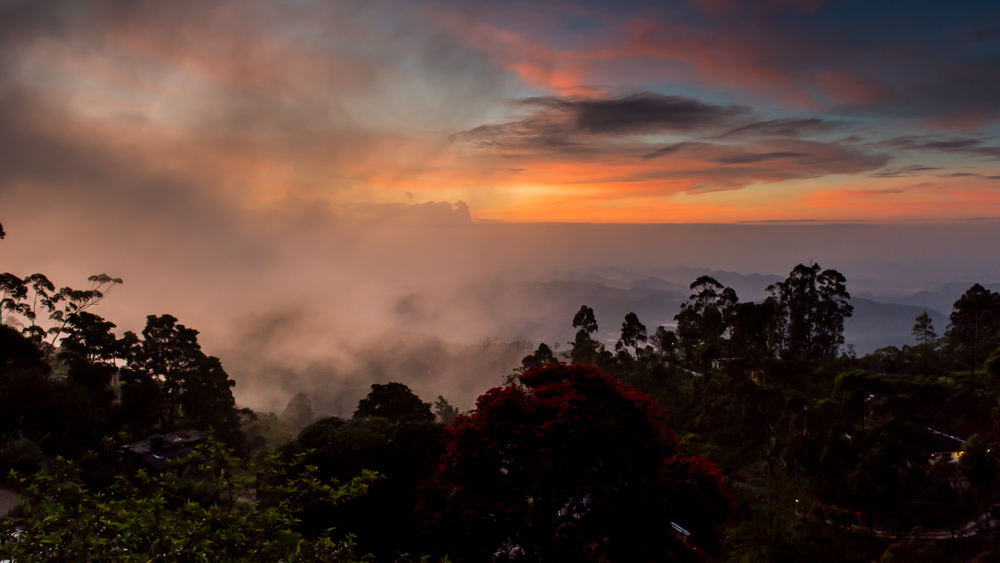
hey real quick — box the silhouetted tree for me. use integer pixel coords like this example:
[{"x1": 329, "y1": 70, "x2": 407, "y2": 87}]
[
  {"x1": 58, "y1": 311, "x2": 127, "y2": 409},
  {"x1": 569, "y1": 305, "x2": 607, "y2": 366},
  {"x1": 650, "y1": 326, "x2": 677, "y2": 357},
  {"x1": 0, "y1": 325, "x2": 107, "y2": 458},
  {"x1": 122, "y1": 314, "x2": 241, "y2": 444},
  {"x1": 434, "y1": 395, "x2": 459, "y2": 425},
  {"x1": 279, "y1": 392, "x2": 317, "y2": 434},
  {"x1": 615, "y1": 312, "x2": 648, "y2": 356},
  {"x1": 353, "y1": 382, "x2": 433, "y2": 424},
  {"x1": 421, "y1": 363, "x2": 731, "y2": 562},
  {"x1": 18, "y1": 274, "x2": 56, "y2": 344},
  {"x1": 768, "y1": 264, "x2": 853, "y2": 363},
  {"x1": 676, "y1": 276, "x2": 737, "y2": 373},
  {"x1": 947, "y1": 284, "x2": 1000, "y2": 436},
  {"x1": 572, "y1": 305, "x2": 598, "y2": 335},
  {"x1": 46, "y1": 274, "x2": 122, "y2": 348},
  {"x1": 726, "y1": 300, "x2": 778, "y2": 381},
  {"x1": 521, "y1": 342, "x2": 555, "y2": 370},
  {"x1": 912, "y1": 310, "x2": 938, "y2": 375},
  {"x1": 288, "y1": 415, "x2": 446, "y2": 559},
  {"x1": 0, "y1": 273, "x2": 27, "y2": 325}
]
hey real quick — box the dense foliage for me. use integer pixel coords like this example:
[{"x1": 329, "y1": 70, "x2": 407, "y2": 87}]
[
  {"x1": 7, "y1": 216, "x2": 1000, "y2": 562},
  {"x1": 0, "y1": 443, "x2": 380, "y2": 562},
  {"x1": 422, "y1": 363, "x2": 731, "y2": 562}
]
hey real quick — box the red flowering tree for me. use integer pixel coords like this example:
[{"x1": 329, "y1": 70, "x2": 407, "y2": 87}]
[{"x1": 420, "y1": 363, "x2": 731, "y2": 562}]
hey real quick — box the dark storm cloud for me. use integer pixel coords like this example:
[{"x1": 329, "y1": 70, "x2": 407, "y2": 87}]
[
  {"x1": 516, "y1": 93, "x2": 751, "y2": 134},
  {"x1": 455, "y1": 92, "x2": 749, "y2": 150}
]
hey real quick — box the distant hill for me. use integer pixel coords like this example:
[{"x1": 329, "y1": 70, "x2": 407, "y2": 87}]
[
  {"x1": 466, "y1": 275, "x2": 955, "y2": 355},
  {"x1": 843, "y1": 298, "x2": 948, "y2": 354},
  {"x1": 857, "y1": 282, "x2": 1000, "y2": 319},
  {"x1": 453, "y1": 279, "x2": 685, "y2": 347}
]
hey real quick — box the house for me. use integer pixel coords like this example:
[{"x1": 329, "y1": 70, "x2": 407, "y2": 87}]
[
  {"x1": 117, "y1": 430, "x2": 206, "y2": 472},
  {"x1": 926, "y1": 427, "x2": 965, "y2": 465}
]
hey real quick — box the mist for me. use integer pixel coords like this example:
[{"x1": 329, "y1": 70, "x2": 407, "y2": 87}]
[{"x1": 3, "y1": 193, "x2": 1000, "y2": 414}]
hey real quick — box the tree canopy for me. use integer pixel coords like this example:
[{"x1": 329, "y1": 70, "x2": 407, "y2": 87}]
[
  {"x1": 353, "y1": 382, "x2": 434, "y2": 424},
  {"x1": 421, "y1": 363, "x2": 731, "y2": 562}
]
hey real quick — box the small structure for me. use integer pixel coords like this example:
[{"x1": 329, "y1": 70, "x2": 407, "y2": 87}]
[
  {"x1": 926, "y1": 427, "x2": 965, "y2": 465},
  {"x1": 117, "y1": 430, "x2": 206, "y2": 472}
]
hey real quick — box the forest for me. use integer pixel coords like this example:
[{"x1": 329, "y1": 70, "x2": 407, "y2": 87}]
[{"x1": 4, "y1": 219, "x2": 1000, "y2": 562}]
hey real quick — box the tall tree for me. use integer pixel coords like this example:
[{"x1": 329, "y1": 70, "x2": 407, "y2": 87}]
[
  {"x1": 46, "y1": 274, "x2": 122, "y2": 348},
  {"x1": 912, "y1": 310, "x2": 938, "y2": 375},
  {"x1": 767, "y1": 264, "x2": 853, "y2": 362},
  {"x1": 615, "y1": 312, "x2": 648, "y2": 356},
  {"x1": 353, "y1": 382, "x2": 433, "y2": 424},
  {"x1": 572, "y1": 305, "x2": 598, "y2": 335},
  {"x1": 421, "y1": 363, "x2": 731, "y2": 562},
  {"x1": 650, "y1": 326, "x2": 677, "y2": 358},
  {"x1": 58, "y1": 311, "x2": 129, "y2": 405},
  {"x1": 21, "y1": 274, "x2": 56, "y2": 344},
  {"x1": 675, "y1": 276, "x2": 737, "y2": 373},
  {"x1": 434, "y1": 395, "x2": 460, "y2": 426},
  {"x1": 122, "y1": 314, "x2": 240, "y2": 441},
  {"x1": 946, "y1": 284, "x2": 1000, "y2": 436},
  {"x1": 727, "y1": 300, "x2": 779, "y2": 381},
  {"x1": 521, "y1": 342, "x2": 555, "y2": 371},
  {"x1": 569, "y1": 305, "x2": 605, "y2": 365},
  {"x1": 0, "y1": 273, "x2": 26, "y2": 326}
]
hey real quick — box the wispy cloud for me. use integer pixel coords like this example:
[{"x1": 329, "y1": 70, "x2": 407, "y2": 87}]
[{"x1": 880, "y1": 136, "x2": 1000, "y2": 159}]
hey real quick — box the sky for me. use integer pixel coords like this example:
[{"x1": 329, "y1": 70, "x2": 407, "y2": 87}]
[
  {"x1": 2, "y1": 0, "x2": 1000, "y2": 411},
  {"x1": 1, "y1": 0, "x2": 999, "y2": 224}
]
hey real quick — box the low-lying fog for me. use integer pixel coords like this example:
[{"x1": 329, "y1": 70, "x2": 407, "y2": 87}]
[{"x1": 3, "y1": 200, "x2": 1000, "y2": 415}]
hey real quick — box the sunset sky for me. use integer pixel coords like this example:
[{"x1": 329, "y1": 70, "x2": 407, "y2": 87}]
[
  {"x1": 1, "y1": 0, "x2": 998, "y2": 224},
  {"x1": 2, "y1": 1, "x2": 1000, "y2": 410}
]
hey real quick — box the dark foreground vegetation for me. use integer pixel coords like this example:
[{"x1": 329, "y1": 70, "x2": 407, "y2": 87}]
[{"x1": 4, "y1": 220, "x2": 1000, "y2": 561}]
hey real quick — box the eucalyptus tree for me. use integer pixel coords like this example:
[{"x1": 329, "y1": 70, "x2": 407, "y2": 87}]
[
  {"x1": 616, "y1": 312, "x2": 648, "y2": 356},
  {"x1": 767, "y1": 264, "x2": 853, "y2": 364},
  {"x1": 946, "y1": 284, "x2": 1000, "y2": 435},
  {"x1": 122, "y1": 314, "x2": 241, "y2": 443},
  {"x1": 675, "y1": 276, "x2": 738, "y2": 373},
  {"x1": 912, "y1": 310, "x2": 938, "y2": 375},
  {"x1": 570, "y1": 305, "x2": 604, "y2": 365}
]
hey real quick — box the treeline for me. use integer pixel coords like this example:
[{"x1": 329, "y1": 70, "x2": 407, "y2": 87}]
[
  {"x1": 517, "y1": 265, "x2": 1000, "y2": 561},
  {"x1": 0, "y1": 275, "x2": 244, "y2": 463},
  {"x1": 0, "y1": 220, "x2": 729, "y2": 561}
]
